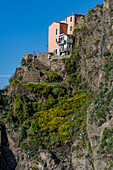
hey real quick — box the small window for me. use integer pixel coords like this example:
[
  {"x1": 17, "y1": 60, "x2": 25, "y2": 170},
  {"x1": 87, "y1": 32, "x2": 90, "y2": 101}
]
[
  {"x1": 56, "y1": 38, "x2": 57, "y2": 43},
  {"x1": 70, "y1": 16, "x2": 72, "y2": 22},
  {"x1": 70, "y1": 26, "x2": 72, "y2": 32},
  {"x1": 56, "y1": 28, "x2": 58, "y2": 35},
  {"x1": 69, "y1": 44, "x2": 71, "y2": 48},
  {"x1": 55, "y1": 49, "x2": 57, "y2": 54}
]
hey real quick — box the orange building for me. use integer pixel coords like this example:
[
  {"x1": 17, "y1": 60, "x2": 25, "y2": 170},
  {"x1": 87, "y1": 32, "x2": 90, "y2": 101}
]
[{"x1": 48, "y1": 14, "x2": 82, "y2": 55}]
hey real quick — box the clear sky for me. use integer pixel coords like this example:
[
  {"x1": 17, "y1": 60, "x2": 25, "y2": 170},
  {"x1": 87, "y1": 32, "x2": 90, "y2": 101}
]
[{"x1": 0, "y1": 0, "x2": 103, "y2": 89}]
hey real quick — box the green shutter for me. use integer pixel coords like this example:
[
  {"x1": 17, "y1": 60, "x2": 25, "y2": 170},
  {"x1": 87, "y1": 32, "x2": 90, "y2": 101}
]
[
  {"x1": 70, "y1": 26, "x2": 72, "y2": 31},
  {"x1": 70, "y1": 16, "x2": 72, "y2": 22},
  {"x1": 56, "y1": 49, "x2": 57, "y2": 54},
  {"x1": 56, "y1": 28, "x2": 58, "y2": 35}
]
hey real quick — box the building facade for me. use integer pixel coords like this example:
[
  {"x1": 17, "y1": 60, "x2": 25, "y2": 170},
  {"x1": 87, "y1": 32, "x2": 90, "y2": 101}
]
[
  {"x1": 48, "y1": 14, "x2": 82, "y2": 55},
  {"x1": 57, "y1": 34, "x2": 73, "y2": 55}
]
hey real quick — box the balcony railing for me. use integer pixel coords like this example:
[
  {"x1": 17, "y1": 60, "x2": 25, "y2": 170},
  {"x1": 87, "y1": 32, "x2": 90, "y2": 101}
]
[
  {"x1": 59, "y1": 48, "x2": 67, "y2": 52},
  {"x1": 67, "y1": 39, "x2": 73, "y2": 43},
  {"x1": 57, "y1": 40, "x2": 66, "y2": 44},
  {"x1": 59, "y1": 47, "x2": 72, "y2": 52}
]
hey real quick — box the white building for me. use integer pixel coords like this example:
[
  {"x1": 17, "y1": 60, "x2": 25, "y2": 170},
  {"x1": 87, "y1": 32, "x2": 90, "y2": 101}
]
[{"x1": 57, "y1": 34, "x2": 73, "y2": 55}]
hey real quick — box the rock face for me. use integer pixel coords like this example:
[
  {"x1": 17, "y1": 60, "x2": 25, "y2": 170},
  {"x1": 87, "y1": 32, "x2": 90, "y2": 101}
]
[
  {"x1": 101, "y1": 0, "x2": 113, "y2": 55},
  {"x1": 0, "y1": 0, "x2": 113, "y2": 170},
  {"x1": 72, "y1": 0, "x2": 113, "y2": 91},
  {"x1": 0, "y1": 124, "x2": 17, "y2": 170},
  {"x1": 15, "y1": 56, "x2": 47, "y2": 83},
  {"x1": 14, "y1": 53, "x2": 69, "y2": 85}
]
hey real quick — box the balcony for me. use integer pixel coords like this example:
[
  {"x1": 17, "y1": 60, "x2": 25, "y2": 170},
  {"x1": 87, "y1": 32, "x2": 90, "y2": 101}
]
[
  {"x1": 59, "y1": 47, "x2": 67, "y2": 52},
  {"x1": 57, "y1": 40, "x2": 66, "y2": 45},
  {"x1": 67, "y1": 39, "x2": 73, "y2": 44}
]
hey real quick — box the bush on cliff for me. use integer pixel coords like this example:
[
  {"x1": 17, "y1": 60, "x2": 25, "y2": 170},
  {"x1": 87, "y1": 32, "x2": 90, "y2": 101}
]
[
  {"x1": 3, "y1": 85, "x2": 92, "y2": 150},
  {"x1": 9, "y1": 74, "x2": 15, "y2": 83},
  {"x1": 48, "y1": 71, "x2": 63, "y2": 82}
]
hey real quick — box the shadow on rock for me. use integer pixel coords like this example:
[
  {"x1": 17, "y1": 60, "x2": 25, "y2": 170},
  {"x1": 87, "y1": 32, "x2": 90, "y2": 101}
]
[{"x1": 0, "y1": 124, "x2": 17, "y2": 170}]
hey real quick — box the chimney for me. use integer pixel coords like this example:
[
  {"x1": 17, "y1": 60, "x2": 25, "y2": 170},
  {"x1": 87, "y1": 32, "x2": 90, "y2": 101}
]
[{"x1": 33, "y1": 51, "x2": 35, "y2": 62}]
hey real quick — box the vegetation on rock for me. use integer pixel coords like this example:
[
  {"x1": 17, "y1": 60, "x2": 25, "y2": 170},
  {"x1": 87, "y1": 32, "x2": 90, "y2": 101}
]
[{"x1": 0, "y1": 1, "x2": 113, "y2": 169}]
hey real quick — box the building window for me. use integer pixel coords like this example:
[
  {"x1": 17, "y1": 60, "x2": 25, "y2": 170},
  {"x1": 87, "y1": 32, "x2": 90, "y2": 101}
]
[
  {"x1": 70, "y1": 26, "x2": 72, "y2": 32},
  {"x1": 56, "y1": 38, "x2": 57, "y2": 43},
  {"x1": 55, "y1": 49, "x2": 57, "y2": 55},
  {"x1": 70, "y1": 16, "x2": 72, "y2": 22},
  {"x1": 69, "y1": 44, "x2": 71, "y2": 48},
  {"x1": 56, "y1": 28, "x2": 58, "y2": 35}
]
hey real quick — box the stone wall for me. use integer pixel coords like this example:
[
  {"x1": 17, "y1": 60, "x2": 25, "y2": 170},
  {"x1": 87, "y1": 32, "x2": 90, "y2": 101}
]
[
  {"x1": 51, "y1": 55, "x2": 70, "y2": 61},
  {"x1": 37, "y1": 51, "x2": 70, "y2": 68}
]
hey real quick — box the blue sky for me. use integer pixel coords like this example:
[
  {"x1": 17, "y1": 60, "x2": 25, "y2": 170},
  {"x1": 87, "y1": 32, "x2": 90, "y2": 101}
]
[{"x1": 0, "y1": 0, "x2": 103, "y2": 89}]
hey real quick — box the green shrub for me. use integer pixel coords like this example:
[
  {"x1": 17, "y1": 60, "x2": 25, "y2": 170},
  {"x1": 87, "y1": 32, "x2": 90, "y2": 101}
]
[
  {"x1": 99, "y1": 128, "x2": 113, "y2": 155},
  {"x1": 19, "y1": 126, "x2": 26, "y2": 139},
  {"x1": 73, "y1": 28, "x2": 80, "y2": 35},
  {"x1": 35, "y1": 67, "x2": 39, "y2": 70},
  {"x1": 52, "y1": 59, "x2": 58, "y2": 62},
  {"x1": 18, "y1": 76, "x2": 23, "y2": 81},
  {"x1": 68, "y1": 74, "x2": 82, "y2": 88},
  {"x1": 20, "y1": 141, "x2": 28, "y2": 150},
  {"x1": 102, "y1": 62, "x2": 108, "y2": 70},
  {"x1": 89, "y1": 66, "x2": 113, "y2": 126},
  {"x1": 99, "y1": 10, "x2": 103, "y2": 16},
  {"x1": 21, "y1": 58, "x2": 26, "y2": 65},
  {"x1": 9, "y1": 74, "x2": 15, "y2": 83},
  {"x1": 80, "y1": 27, "x2": 87, "y2": 32},
  {"x1": 52, "y1": 88, "x2": 61, "y2": 96},
  {"x1": 88, "y1": 8, "x2": 94, "y2": 14},
  {"x1": 11, "y1": 80, "x2": 19, "y2": 87},
  {"x1": 103, "y1": 51, "x2": 111, "y2": 57},
  {"x1": 104, "y1": 64, "x2": 112, "y2": 80},
  {"x1": 27, "y1": 58, "x2": 32, "y2": 63},
  {"x1": 64, "y1": 56, "x2": 77, "y2": 75},
  {"x1": 88, "y1": 69, "x2": 94, "y2": 73},
  {"x1": 110, "y1": 161, "x2": 113, "y2": 167},
  {"x1": 48, "y1": 71, "x2": 62, "y2": 82},
  {"x1": 94, "y1": 40, "x2": 100, "y2": 46},
  {"x1": 44, "y1": 68, "x2": 49, "y2": 71},
  {"x1": 18, "y1": 67, "x2": 21, "y2": 70},
  {"x1": 99, "y1": 5, "x2": 103, "y2": 8}
]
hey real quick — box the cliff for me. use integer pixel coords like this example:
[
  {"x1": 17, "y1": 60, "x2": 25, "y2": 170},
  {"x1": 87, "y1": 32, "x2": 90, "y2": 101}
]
[{"x1": 0, "y1": 0, "x2": 113, "y2": 169}]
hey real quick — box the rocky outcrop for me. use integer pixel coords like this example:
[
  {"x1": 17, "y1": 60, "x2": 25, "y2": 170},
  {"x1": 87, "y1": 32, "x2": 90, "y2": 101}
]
[
  {"x1": 14, "y1": 52, "x2": 70, "y2": 85},
  {"x1": 0, "y1": 123, "x2": 17, "y2": 170},
  {"x1": 101, "y1": 0, "x2": 113, "y2": 55},
  {"x1": 0, "y1": 0, "x2": 113, "y2": 169},
  {"x1": 72, "y1": 0, "x2": 113, "y2": 90},
  {"x1": 87, "y1": 103, "x2": 113, "y2": 169}
]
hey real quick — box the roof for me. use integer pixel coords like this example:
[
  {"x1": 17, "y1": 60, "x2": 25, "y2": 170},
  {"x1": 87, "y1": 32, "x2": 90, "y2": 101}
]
[
  {"x1": 67, "y1": 14, "x2": 84, "y2": 17},
  {"x1": 49, "y1": 13, "x2": 84, "y2": 27},
  {"x1": 49, "y1": 21, "x2": 68, "y2": 27}
]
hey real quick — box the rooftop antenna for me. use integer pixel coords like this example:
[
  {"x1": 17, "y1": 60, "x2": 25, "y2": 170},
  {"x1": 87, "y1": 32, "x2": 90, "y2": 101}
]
[{"x1": 72, "y1": 12, "x2": 74, "y2": 15}]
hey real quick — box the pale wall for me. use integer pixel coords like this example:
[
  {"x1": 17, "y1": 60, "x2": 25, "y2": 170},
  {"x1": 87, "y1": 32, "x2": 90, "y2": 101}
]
[
  {"x1": 48, "y1": 22, "x2": 60, "y2": 53},
  {"x1": 67, "y1": 15, "x2": 76, "y2": 34}
]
